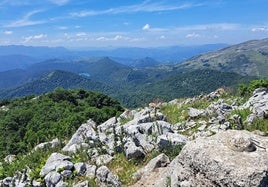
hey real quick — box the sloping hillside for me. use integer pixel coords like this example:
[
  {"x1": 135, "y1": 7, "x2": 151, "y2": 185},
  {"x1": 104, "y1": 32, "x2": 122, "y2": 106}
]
[
  {"x1": 1, "y1": 81, "x2": 268, "y2": 186},
  {"x1": 175, "y1": 38, "x2": 268, "y2": 77},
  {"x1": 0, "y1": 70, "x2": 113, "y2": 98}
]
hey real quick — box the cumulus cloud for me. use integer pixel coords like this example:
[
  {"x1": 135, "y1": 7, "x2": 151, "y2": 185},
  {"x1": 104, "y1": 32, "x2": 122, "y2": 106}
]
[
  {"x1": 3, "y1": 30, "x2": 13, "y2": 35},
  {"x1": 76, "y1": 32, "x2": 87, "y2": 37},
  {"x1": 251, "y1": 27, "x2": 268, "y2": 32},
  {"x1": 96, "y1": 35, "x2": 124, "y2": 41},
  {"x1": 142, "y1": 24, "x2": 150, "y2": 30},
  {"x1": 23, "y1": 34, "x2": 47, "y2": 42},
  {"x1": 160, "y1": 35, "x2": 166, "y2": 39},
  {"x1": 185, "y1": 32, "x2": 200, "y2": 38}
]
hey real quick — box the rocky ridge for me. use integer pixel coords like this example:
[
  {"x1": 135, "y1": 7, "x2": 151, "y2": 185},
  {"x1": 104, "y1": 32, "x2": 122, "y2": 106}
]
[{"x1": 1, "y1": 88, "x2": 268, "y2": 186}]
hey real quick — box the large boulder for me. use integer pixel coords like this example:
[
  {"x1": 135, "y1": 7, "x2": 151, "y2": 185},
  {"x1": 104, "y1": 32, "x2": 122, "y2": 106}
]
[
  {"x1": 157, "y1": 132, "x2": 188, "y2": 150},
  {"x1": 40, "y1": 153, "x2": 73, "y2": 176},
  {"x1": 62, "y1": 119, "x2": 97, "y2": 153},
  {"x1": 243, "y1": 88, "x2": 268, "y2": 118},
  {"x1": 169, "y1": 130, "x2": 268, "y2": 187}
]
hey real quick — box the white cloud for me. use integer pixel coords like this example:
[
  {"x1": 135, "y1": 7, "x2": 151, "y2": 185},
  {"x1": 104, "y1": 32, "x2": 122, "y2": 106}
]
[
  {"x1": 5, "y1": 10, "x2": 45, "y2": 28},
  {"x1": 251, "y1": 27, "x2": 268, "y2": 32},
  {"x1": 96, "y1": 35, "x2": 124, "y2": 41},
  {"x1": 70, "y1": 1, "x2": 203, "y2": 17},
  {"x1": 76, "y1": 32, "x2": 87, "y2": 37},
  {"x1": 185, "y1": 32, "x2": 200, "y2": 38},
  {"x1": 178, "y1": 23, "x2": 239, "y2": 31},
  {"x1": 3, "y1": 30, "x2": 13, "y2": 35},
  {"x1": 142, "y1": 24, "x2": 150, "y2": 30},
  {"x1": 49, "y1": 0, "x2": 70, "y2": 6},
  {"x1": 58, "y1": 26, "x2": 68, "y2": 30},
  {"x1": 160, "y1": 35, "x2": 166, "y2": 39},
  {"x1": 23, "y1": 34, "x2": 47, "y2": 42}
]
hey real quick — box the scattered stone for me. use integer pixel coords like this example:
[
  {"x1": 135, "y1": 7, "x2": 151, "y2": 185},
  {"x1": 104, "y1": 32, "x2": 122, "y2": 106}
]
[
  {"x1": 55, "y1": 180, "x2": 68, "y2": 187},
  {"x1": 60, "y1": 170, "x2": 73, "y2": 178},
  {"x1": 33, "y1": 138, "x2": 61, "y2": 152},
  {"x1": 124, "y1": 139, "x2": 145, "y2": 160},
  {"x1": 96, "y1": 154, "x2": 113, "y2": 166},
  {"x1": 73, "y1": 181, "x2": 89, "y2": 187},
  {"x1": 3, "y1": 177, "x2": 12, "y2": 186},
  {"x1": 96, "y1": 166, "x2": 121, "y2": 187},
  {"x1": 44, "y1": 171, "x2": 61, "y2": 187},
  {"x1": 85, "y1": 164, "x2": 97, "y2": 178},
  {"x1": 4, "y1": 155, "x2": 16, "y2": 163},
  {"x1": 133, "y1": 153, "x2": 170, "y2": 181},
  {"x1": 188, "y1": 107, "x2": 206, "y2": 118}
]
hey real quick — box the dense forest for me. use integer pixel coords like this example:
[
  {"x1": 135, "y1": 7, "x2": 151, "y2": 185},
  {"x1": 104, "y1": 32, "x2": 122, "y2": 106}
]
[{"x1": 0, "y1": 88, "x2": 123, "y2": 158}]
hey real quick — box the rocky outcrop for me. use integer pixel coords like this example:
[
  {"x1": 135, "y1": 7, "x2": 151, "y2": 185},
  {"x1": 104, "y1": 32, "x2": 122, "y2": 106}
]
[
  {"x1": 169, "y1": 130, "x2": 268, "y2": 187},
  {"x1": 62, "y1": 119, "x2": 97, "y2": 153},
  {"x1": 131, "y1": 154, "x2": 170, "y2": 187},
  {"x1": 243, "y1": 88, "x2": 268, "y2": 122},
  {"x1": 3, "y1": 88, "x2": 268, "y2": 187},
  {"x1": 33, "y1": 138, "x2": 61, "y2": 152}
]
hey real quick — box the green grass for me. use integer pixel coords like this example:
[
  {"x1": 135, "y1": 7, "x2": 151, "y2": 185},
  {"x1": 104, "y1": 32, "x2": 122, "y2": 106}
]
[
  {"x1": 161, "y1": 98, "x2": 213, "y2": 124},
  {"x1": 230, "y1": 108, "x2": 252, "y2": 122},
  {"x1": 119, "y1": 116, "x2": 134, "y2": 125},
  {"x1": 107, "y1": 153, "x2": 141, "y2": 185},
  {"x1": 161, "y1": 104, "x2": 188, "y2": 124},
  {"x1": 0, "y1": 147, "x2": 59, "y2": 179},
  {"x1": 244, "y1": 118, "x2": 268, "y2": 134}
]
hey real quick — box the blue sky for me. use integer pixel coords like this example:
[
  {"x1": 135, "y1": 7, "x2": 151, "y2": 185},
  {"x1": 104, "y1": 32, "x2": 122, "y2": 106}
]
[{"x1": 0, "y1": 0, "x2": 268, "y2": 48}]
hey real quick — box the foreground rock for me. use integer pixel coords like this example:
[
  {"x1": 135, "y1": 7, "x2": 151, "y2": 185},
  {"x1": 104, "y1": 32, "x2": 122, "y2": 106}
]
[
  {"x1": 131, "y1": 153, "x2": 170, "y2": 187},
  {"x1": 169, "y1": 130, "x2": 268, "y2": 187}
]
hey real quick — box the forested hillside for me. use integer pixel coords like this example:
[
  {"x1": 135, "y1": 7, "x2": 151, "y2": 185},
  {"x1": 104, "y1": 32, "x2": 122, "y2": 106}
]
[{"x1": 0, "y1": 88, "x2": 123, "y2": 158}]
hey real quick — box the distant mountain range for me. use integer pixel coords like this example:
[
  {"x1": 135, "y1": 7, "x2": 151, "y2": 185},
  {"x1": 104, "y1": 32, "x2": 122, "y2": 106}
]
[
  {"x1": 1, "y1": 39, "x2": 268, "y2": 107},
  {"x1": 0, "y1": 43, "x2": 228, "y2": 71}
]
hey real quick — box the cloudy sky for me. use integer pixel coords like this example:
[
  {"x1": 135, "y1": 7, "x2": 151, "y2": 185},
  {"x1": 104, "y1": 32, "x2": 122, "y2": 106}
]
[{"x1": 0, "y1": 0, "x2": 268, "y2": 48}]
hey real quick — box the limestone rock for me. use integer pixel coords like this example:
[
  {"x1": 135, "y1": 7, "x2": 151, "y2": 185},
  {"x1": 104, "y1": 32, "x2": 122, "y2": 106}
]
[
  {"x1": 96, "y1": 166, "x2": 121, "y2": 187},
  {"x1": 74, "y1": 162, "x2": 86, "y2": 175},
  {"x1": 62, "y1": 119, "x2": 97, "y2": 153},
  {"x1": 33, "y1": 138, "x2": 61, "y2": 152},
  {"x1": 188, "y1": 107, "x2": 206, "y2": 118},
  {"x1": 133, "y1": 153, "x2": 170, "y2": 181},
  {"x1": 85, "y1": 164, "x2": 97, "y2": 178},
  {"x1": 96, "y1": 154, "x2": 113, "y2": 166},
  {"x1": 169, "y1": 130, "x2": 268, "y2": 187},
  {"x1": 243, "y1": 88, "x2": 268, "y2": 118},
  {"x1": 55, "y1": 180, "x2": 68, "y2": 187},
  {"x1": 3, "y1": 177, "x2": 12, "y2": 186},
  {"x1": 157, "y1": 132, "x2": 188, "y2": 150},
  {"x1": 4, "y1": 155, "x2": 16, "y2": 163},
  {"x1": 44, "y1": 171, "x2": 61, "y2": 187},
  {"x1": 124, "y1": 139, "x2": 145, "y2": 160},
  {"x1": 73, "y1": 181, "x2": 89, "y2": 187},
  {"x1": 40, "y1": 153, "x2": 73, "y2": 176}
]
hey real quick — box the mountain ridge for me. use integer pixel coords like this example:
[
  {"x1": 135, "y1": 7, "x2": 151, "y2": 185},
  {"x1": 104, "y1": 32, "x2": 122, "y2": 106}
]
[{"x1": 175, "y1": 38, "x2": 268, "y2": 77}]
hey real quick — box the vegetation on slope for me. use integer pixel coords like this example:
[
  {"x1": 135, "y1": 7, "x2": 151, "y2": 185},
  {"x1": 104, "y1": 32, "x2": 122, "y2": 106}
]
[{"x1": 0, "y1": 88, "x2": 123, "y2": 158}]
